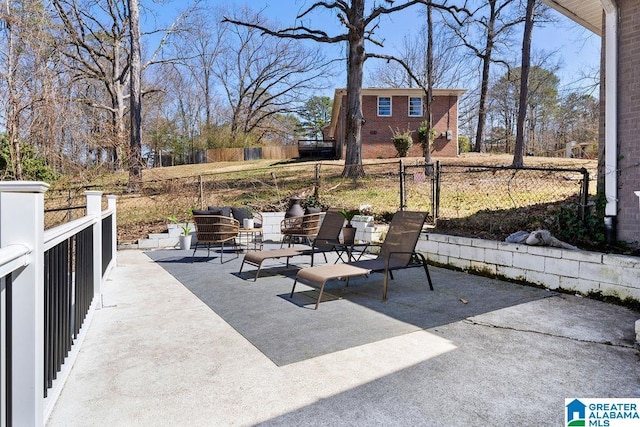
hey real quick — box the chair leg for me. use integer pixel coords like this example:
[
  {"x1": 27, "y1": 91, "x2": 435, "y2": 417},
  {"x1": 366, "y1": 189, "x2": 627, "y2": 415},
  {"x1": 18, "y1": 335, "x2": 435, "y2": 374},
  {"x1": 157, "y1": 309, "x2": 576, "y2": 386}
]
[
  {"x1": 254, "y1": 263, "x2": 263, "y2": 281},
  {"x1": 290, "y1": 279, "x2": 298, "y2": 297},
  {"x1": 191, "y1": 242, "x2": 199, "y2": 262},
  {"x1": 315, "y1": 281, "x2": 327, "y2": 310},
  {"x1": 415, "y1": 253, "x2": 434, "y2": 290},
  {"x1": 382, "y1": 269, "x2": 390, "y2": 301}
]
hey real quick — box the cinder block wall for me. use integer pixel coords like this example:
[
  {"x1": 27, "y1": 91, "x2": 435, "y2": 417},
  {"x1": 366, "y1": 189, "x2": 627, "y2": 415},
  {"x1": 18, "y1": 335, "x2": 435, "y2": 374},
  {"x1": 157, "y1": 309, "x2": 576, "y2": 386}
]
[{"x1": 418, "y1": 234, "x2": 640, "y2": 301}]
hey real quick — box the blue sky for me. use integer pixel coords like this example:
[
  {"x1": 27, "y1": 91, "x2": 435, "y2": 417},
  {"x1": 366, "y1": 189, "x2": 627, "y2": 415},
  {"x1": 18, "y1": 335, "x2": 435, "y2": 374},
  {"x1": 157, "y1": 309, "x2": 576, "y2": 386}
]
[{"x1": 151, "y1": 1, "x2": 600, "y2": 94}]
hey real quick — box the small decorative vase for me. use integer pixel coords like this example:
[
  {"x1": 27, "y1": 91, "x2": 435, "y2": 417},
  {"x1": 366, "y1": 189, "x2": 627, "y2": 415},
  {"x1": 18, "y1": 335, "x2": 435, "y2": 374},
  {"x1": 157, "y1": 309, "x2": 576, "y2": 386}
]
[
  {"x1": 285, "y1": 197, "x2": 305, "y2": 218},
  {"x1": 243, "y1": 218, "x2": 254, "y2": 229}
]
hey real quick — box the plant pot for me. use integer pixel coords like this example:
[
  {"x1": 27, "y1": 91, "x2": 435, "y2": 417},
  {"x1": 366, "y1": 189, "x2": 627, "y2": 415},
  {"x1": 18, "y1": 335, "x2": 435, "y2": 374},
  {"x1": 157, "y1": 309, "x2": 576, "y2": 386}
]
[
  {"x1": 243, "y1": 218, "x2": 254, "y2": 229},
  {"x1": 342, "y1": 226, "x2": 356, "y2": 245},
  {"x1": 285, "y1": 197, "x2": 305, "y2": 218},
  {"x1": 179, "y1": 234, "x2": 192, "y2": 250}
]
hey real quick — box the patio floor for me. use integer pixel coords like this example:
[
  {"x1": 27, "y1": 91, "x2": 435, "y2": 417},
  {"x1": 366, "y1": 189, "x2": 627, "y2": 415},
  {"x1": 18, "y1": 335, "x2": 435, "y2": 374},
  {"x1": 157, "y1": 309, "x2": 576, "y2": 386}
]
[{"x1": 47, "y1": 246, "x2": 639, "y2": 426}]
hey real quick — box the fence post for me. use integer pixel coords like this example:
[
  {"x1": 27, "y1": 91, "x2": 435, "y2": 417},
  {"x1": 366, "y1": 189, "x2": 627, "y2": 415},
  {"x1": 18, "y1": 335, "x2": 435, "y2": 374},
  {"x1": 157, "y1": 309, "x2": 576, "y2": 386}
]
[
  {"x1": 314, "y1": 163, "x2": 320, "y2": 199},
  {"x1": 107, "y1": 195, "x2": 118, "y2": 273},
  {"x1": 199, "y1": 175, "x2": 204, "y2": 209},
  {"x1": 0, "y1": 181, "x2": 49, "y2": 426},
  {"x1": 86, "y1": 191, "x2": 103, "y2": 307},
  {"x1": 399, "y1": 159, "x2": 405, "y2": 211},
  {"x1": 434, "y1": 161, "x2": 441, "y2": 219},
  {"x1": 580, "y1": 168, "x2": 589, "y2": 222}
]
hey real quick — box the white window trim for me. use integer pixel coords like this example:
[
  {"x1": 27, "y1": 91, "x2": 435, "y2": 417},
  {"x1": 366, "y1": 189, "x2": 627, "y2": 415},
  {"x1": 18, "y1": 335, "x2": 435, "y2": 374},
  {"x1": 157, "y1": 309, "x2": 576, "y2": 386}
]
[
  {"x1": 408, "y1": 96, "x2": 423, "y2": 117},
  {"x1": 377, "y1": 96, "x2": 392, "y2": 117}
]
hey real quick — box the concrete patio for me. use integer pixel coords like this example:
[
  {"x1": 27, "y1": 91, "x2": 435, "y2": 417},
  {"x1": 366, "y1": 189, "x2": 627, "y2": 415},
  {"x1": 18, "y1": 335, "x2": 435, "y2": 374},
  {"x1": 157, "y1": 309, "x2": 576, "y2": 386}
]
[{"x1": 46, "y1": 247, "x2": 639, "y2": 426}]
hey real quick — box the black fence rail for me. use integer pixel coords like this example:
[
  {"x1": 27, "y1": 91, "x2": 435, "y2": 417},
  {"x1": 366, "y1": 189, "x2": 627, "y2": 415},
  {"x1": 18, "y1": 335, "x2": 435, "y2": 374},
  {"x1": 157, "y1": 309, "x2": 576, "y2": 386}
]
[
  {"x1": 1, "y1": 273, "x2": 13, "y2": 426},
  {"x1": 43, "y1": 225, "x2": 94, "y2": 398},
  {"x1": 102, "y1": 215, "x2": 113, "y2": 275}
]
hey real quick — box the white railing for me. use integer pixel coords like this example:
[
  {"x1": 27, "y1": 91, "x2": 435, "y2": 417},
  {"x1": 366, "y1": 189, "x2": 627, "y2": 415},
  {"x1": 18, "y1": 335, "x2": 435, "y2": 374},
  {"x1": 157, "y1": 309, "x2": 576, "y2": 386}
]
[{"x1": 0, "y1": 182, "x2": 117, "y2": 426}]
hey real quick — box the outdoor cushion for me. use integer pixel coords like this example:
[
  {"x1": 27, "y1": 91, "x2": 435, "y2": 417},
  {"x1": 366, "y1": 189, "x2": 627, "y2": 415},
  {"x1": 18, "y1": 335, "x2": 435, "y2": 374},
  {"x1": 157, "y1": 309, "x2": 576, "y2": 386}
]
[
  {"x1": 207, "y1": 206, "x2": 232, "y2": 217},
  {"x1": 192, "y1": 209, "x2": 213, "y2": 215},
  {"x1": 231, "y1": 207, "x2": 254, "y2": 225}
]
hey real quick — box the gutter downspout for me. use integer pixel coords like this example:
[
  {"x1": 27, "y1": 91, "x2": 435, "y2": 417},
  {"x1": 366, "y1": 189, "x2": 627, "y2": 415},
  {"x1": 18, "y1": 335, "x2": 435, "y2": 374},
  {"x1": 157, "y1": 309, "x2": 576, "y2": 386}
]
[{"x1": 602, "y1": 0, "x2": 618, "y2": 241}]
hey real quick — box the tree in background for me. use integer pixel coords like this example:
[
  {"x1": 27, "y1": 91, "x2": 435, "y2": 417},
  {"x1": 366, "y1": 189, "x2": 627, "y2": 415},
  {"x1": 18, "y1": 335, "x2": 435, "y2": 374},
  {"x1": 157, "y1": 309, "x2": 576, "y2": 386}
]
[
  {"x1": 224, "y1": 1, "x2": 469, "y2": 178},
  {"x1": 555, "y1": 93, "x2": 598, "y2": 151},
  {"x1": 297, "y1": 96, "x2": 332, "y2": 140},
  {"x1": 512, "y1": 0, "x2": 536, "y2": 168},
  {"x1": 128, "y1": 0, "x2": 143, "y2": 191},
  {"x1": 445, "y1": 0, "x2": 524, "y2": 153},
  {"x1": 488, "y1": 64, "x2": 558, "y2": 154},
  {"x1": 0, "y1": 0, "x2": 59, "y2": 180},
  {"x1": 218, "y1": 7, "x2": 331, "y2": 147}
]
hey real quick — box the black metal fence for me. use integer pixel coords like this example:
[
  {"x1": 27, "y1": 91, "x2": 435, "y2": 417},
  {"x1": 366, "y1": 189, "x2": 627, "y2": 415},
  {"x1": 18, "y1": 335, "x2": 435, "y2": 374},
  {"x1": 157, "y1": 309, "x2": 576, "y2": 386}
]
[
  {"x1": 1, "y1": 274, "x2": 13, "y2": 426},
  {"x1": 44, "y1": 159, "x2": 595, "y2": 244},
  {"x1": 402, "y1": 160, "x2": 590, "y2": 225},
  {"x1": 102, "y1": 215, "x2": 113, "y2": 275},
  {"x1": 43, "y1": 226, "x2": 94, "y2": 398}
]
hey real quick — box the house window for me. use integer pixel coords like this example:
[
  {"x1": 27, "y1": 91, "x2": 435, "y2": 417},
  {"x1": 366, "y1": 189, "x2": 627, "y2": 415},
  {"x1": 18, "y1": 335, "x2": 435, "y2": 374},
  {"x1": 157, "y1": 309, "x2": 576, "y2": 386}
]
[
  {"x1": 409, "y1": 97, "x2": 423, "y2": 117},
  {"x1": 377, "y1": 96, "x2": 392, "y2": 116}
]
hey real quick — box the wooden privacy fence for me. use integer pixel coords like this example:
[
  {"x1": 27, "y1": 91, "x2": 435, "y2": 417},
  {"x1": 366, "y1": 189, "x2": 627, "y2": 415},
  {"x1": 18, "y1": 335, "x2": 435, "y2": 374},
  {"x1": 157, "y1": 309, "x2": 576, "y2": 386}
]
[{"x1": 206, "y1": 146, "x2": 299, "y2": 162}]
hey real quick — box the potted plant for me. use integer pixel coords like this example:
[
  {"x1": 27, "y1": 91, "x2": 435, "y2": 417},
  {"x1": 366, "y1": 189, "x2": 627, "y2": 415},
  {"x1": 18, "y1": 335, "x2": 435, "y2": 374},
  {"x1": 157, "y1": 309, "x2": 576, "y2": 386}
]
[
  {"x1": 168, "y1": 213, "x2": 193, "y2": 250},
  {"x1": 339, "y1": 208, "x2": 359, "y2": 245}
]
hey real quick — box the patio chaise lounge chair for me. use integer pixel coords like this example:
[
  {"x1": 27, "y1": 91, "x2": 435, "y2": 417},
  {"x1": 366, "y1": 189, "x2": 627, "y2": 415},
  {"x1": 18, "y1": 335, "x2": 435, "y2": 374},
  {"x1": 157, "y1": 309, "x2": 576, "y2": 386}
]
[
  {"x1": 290, "y1": 210, "x2": 433, "y2": 309},
  {"x1": 239, "y1": 209, "x2": 345, "y2": 280}
]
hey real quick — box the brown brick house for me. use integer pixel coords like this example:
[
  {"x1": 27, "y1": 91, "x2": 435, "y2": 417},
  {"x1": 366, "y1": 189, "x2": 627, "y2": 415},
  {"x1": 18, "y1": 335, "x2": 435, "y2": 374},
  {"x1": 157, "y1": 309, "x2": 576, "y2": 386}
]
[
  {"x1": 542, "y1": 0, "x2": 639, "y2": 246},
  {"x1": 324, "y1": 88, "x2": 466, "y2": 159}
]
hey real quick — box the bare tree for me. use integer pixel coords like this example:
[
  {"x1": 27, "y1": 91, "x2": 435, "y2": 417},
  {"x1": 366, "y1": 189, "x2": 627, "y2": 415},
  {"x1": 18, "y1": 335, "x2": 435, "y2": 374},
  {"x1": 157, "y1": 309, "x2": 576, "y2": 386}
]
[
  {"x1": 51, "y1": 0, "x2": 131, "y2": 170},
  {"x1": 0, "y1": 0, "x2": 61, "y2": 179},
  {"x1": 512, "y1": 0, "x2": 535, "y2": 167},
  {"x1": 219, "y1": 7, "x2": 332, "y2": 146},
  {"x1": 223, "y1": 1, "x2": 469, "y2": 178},
  {"x1": 444, "y1": 0, "x2": 525, "y2": 153},
  {"x1": 128, "y1": 0, "x2": 143, "y2": 191}
]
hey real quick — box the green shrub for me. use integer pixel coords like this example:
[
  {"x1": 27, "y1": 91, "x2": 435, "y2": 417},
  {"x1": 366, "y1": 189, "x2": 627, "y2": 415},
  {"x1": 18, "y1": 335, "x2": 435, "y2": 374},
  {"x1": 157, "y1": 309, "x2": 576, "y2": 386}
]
[
  {"x1": 458, "y1": 135, "x2": 471, "y2": 153},
  {"x1": 0, "y1": 137, "x2": 58, "y2": 182},
  {"x1": 390, "y1": 128, "x2": 413, "y2": 157}
]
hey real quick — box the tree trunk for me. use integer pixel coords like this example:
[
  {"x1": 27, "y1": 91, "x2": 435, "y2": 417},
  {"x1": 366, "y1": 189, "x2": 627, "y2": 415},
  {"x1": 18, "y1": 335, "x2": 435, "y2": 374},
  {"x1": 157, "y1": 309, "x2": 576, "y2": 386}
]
[
  {"x1": 342, "y1": 0, "x2": 366, "y2": 178},
  {"x1": 5, "y1": 3, "x2": 23, "y2": 180},
  {"x1": 474, "y1": 40, "x2": 493, "y2": 152},
  {"x1": 424, "y1": 4, "x2": 433, "y2": 164},
  {"x1": 128, "y1": 0, "x2": 143, "y2": 192},
  {"x1": 512, "y1": 0, "x2": 535, "y2": 168}
]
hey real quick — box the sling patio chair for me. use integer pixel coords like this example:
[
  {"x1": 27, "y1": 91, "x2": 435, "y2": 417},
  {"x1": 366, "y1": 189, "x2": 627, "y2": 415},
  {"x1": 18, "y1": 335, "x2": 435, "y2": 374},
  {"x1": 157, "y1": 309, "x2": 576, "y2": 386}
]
[
  {"x1": 280, "y1": 212, "x2": 323, "y2": 247},
  {"x1": 191, "y1": 214, "x2": 240, "y2": 263},
  {"x1": 239, "y1": 209, "x2": 345, "y2": 280},
  {"x1": 290, "y1": 210, "x2": 433, "y2": 309}
]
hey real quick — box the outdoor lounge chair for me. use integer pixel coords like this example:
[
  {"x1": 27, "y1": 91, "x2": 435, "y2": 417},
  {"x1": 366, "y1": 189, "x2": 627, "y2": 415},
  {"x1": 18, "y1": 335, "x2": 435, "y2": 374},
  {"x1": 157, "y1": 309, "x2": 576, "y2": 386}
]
[
  {"x1": 290, "y1": 210, "x2": 433, "y2": 309},
  {"x1": 280, "y1": 212, "x2": 322, "y2": 247},
  {"x1": 192, "y1": 214, "x2": 240, "y2": 263},
  {"x1": 239, "y1": 209, "x2": 345, "y2": 280}
]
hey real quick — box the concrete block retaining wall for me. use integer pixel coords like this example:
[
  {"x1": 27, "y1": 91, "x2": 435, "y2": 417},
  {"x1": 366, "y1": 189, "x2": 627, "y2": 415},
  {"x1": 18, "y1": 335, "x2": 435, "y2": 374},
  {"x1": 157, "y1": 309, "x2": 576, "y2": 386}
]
[{"x1": 417, "y1": 233, "x2": 640, "y2": 301}]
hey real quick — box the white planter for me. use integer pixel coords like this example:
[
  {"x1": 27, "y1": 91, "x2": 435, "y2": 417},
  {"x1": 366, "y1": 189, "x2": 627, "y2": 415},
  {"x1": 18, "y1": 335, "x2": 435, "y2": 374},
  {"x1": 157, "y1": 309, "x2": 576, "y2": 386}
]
[
  {"x1": 179, "y1": 234, "x2": 192, "y2": 250},
  {"x1": 243, "y1": 218, "x2": 254, "y2": 229}
]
